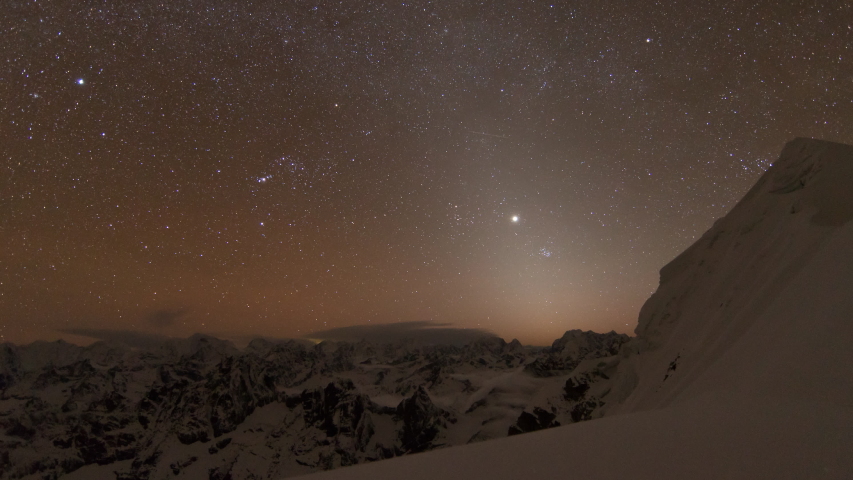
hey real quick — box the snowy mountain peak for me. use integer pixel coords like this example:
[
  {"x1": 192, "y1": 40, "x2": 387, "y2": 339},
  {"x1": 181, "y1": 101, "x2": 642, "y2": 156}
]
[
  {"x1": 618, "y1": 137, "x2": 853, "y2": 413},
  {"x1": 635, "y1": 137, "x2": 853, "y2": 351}
]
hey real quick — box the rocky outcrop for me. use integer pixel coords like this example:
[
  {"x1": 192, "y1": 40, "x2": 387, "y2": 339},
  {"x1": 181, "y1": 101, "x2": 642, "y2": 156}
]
[
  {"x1": 507, "y1": 407, "x2": 560, "y2": 436},
  {"x1": 563, "y1": 378, "x2": 590, "y2": 402},
  {"x1": 396, "y1": 386, "x2": 453, "y2": 453},
  {"x1": 524, "y1": 330, "x2": 629, "y2": 377}
]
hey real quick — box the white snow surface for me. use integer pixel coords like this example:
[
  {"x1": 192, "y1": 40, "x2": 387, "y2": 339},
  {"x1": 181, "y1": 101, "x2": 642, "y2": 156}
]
[{"x1": 293, "y1": 139, "x2": 853, "y2": 479}]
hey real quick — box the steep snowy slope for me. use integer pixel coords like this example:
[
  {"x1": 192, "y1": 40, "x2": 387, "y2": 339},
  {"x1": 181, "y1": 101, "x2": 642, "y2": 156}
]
[
  {"x1": 612, "y1": 137, "x2": 853, "y2": 415},
  {"x1": 294, "y1": 139, "x2": 853, "y2": 479}
]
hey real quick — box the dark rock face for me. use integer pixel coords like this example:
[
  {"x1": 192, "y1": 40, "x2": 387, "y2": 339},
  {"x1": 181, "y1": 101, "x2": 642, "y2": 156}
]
[
  {"x1": 396, "y1": 386, "x2": 453, "y2": 453},
  {"x1": 0, "y1": 344, "x2": 20, "y2": 391},
  {"x1": 525, "y1": 330, "x2": 629, "y2": 377},
  {"x1": 283, "y1": 380, "x2": 397, "y2": 469},
  {"x1": 523, "y1": 357, "x2": 573, "y2": 377},
  {"x1": 550, "y1": 330, "x2": 628, "y2": 355},
  {"x1": 564, "y1": 378, "x2": 590, "y2": 401},
  {"x1": 298, "y1": 381, "x2": 368, "y2": 438},
  {"x1": 207, "y1": 356, "x2": 277, "y2": 437},
  {"x1": 570, "y1": 399, "x2": 602, "y2": 423},
  {"x1": 507, "y1": 407, "x2": 560, "y2": 436}
]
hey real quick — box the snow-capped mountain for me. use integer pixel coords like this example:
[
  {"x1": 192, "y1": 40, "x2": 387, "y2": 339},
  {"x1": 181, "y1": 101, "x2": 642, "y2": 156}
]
[{"x1": 0, "y1": 330, "x2": 628, "y2": 479}]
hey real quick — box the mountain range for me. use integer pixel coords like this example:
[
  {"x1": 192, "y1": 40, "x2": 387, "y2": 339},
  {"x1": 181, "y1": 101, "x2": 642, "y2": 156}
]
[{"x1": 0, "y1": 328, "x2": 627, "y2": 479}]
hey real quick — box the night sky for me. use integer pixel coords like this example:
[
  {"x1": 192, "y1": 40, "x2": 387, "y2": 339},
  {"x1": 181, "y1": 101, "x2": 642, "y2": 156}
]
[{"x1": 2, "y1": 1, "x2": 850, "y2": 346}]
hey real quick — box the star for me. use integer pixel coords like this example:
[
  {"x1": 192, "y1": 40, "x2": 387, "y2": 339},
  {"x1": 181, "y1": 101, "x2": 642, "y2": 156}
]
[{"x1": 3, "y1": 0, "x2": 846, "y2": 348}]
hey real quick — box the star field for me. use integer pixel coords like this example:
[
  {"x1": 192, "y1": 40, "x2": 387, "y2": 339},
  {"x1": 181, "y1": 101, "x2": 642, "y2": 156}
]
[{"x1": 2, "y1": 1, "x2": 851, "y2": 345}]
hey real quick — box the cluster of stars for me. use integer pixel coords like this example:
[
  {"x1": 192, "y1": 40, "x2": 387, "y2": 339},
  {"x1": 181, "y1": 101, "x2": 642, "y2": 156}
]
[{"x1": 1, "y1": 0, "x2": 849, "y2": 346}]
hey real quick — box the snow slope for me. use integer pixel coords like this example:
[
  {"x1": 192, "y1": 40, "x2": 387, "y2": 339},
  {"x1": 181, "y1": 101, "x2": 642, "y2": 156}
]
[{"x1": 294, "y1": 139, "x2": 853, "y2": 479}]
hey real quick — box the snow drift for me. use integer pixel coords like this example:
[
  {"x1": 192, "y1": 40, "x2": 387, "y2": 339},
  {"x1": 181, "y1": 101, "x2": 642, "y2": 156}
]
[{"x1": 294, "y1": 139, "x2": 853, "y2": 479}]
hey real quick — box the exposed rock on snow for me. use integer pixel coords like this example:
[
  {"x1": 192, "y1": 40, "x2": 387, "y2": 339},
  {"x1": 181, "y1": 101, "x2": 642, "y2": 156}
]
[
  {"x1": 507, "y1": 407, "x2": 559, "y2": 436},
  {"x1": 524, "y1": 329, "x2": 629, "y2": 377}
]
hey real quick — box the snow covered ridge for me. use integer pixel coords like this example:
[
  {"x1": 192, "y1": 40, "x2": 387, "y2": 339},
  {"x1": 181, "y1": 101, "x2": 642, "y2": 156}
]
[
  {"x1": 616, "y1": 137, "x2": 853, "y2": 414},
  {"x1": 290, "y1": 138, "x2": 853, "y2": 479},
  {"x1": 0, "y1": 330, "x2": 628, "y2": 479}
]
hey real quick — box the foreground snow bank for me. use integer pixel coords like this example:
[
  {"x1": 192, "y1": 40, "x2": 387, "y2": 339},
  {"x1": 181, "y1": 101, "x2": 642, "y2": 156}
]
[{"x1": 296, "y1": 392, "x2": 852, "y2": 480}]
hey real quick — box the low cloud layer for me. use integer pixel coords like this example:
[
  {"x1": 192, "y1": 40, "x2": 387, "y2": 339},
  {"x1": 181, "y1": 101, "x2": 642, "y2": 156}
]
[
  {"x1": 60, "y1": 328, "x2": 170, "y2": 350},
  {"x1": 59, "y1": 321, "x2": 497, "y2": 350},
  {"x1": 304, "y1": 321, "x2": 497, "y2": 346}
]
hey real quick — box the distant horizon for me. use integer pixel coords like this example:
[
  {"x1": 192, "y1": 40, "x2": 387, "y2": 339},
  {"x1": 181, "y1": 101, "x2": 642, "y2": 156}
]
[{"x1": 5, "y1": 321, "x2": 634, "y2": 349}]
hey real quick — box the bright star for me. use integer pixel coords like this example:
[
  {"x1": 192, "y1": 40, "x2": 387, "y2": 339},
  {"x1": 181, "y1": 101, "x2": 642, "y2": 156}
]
[
  {"x1": 77, "y1": 79, "x2": 85, "y2": 85},
  {"x1": 511, "y1": 215, "x2": 519, "y2": 222}
]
